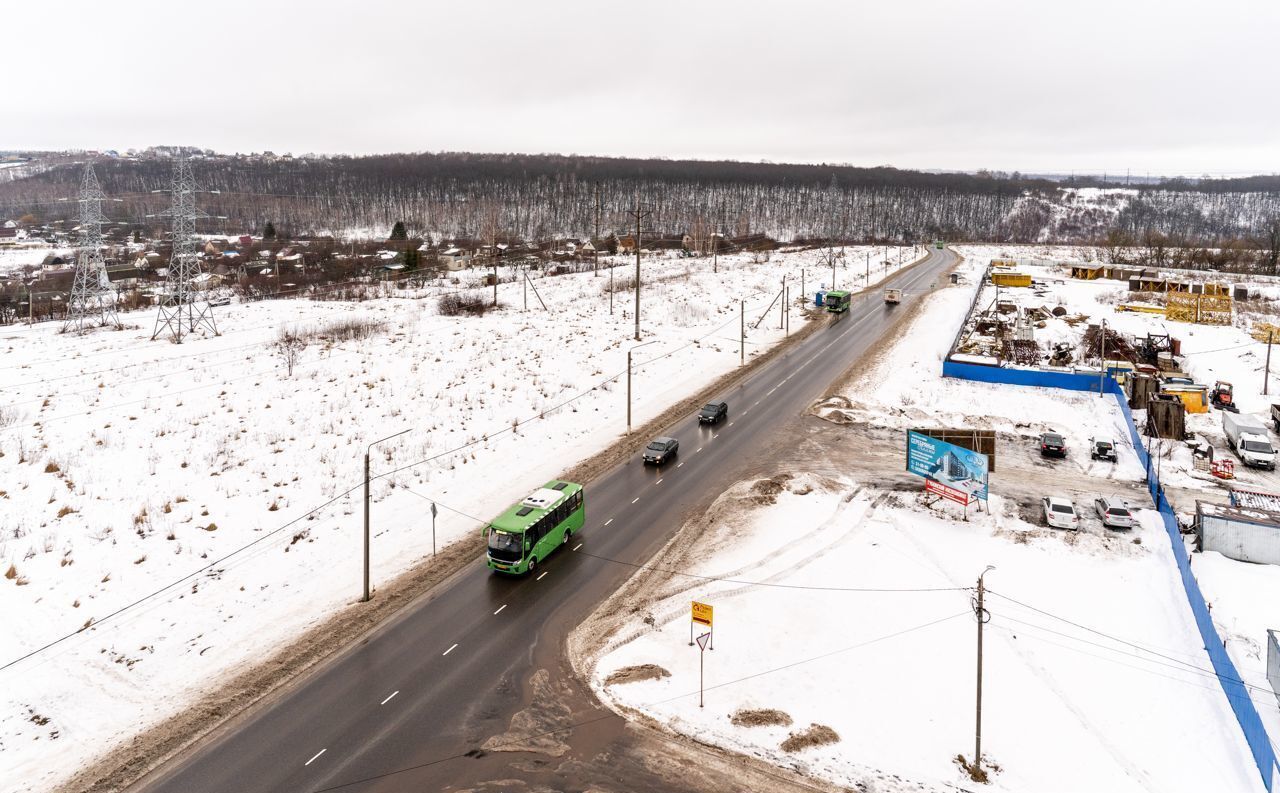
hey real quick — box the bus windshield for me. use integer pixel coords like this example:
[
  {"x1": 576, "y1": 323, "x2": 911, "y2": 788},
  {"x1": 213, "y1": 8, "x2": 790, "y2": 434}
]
[{"x1": 487, "y1": 528, "x2": 523, "y2": 555}]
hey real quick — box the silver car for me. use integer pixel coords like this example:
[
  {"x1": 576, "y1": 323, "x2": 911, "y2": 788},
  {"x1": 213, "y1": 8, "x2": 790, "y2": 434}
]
[
  {"x1": 1042, "y1": 496, "x2": 1080, "y2": 530},
  {"x1": 1094, "y1": 497, "x2": 1135, "y2": 529}
]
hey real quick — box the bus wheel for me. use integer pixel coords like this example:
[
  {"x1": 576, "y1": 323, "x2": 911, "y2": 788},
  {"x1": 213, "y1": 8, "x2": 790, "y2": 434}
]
[
  {"x1": 562, "y1": 530, "x2": 570, "y2": 545},
  {"x1": 527, "y1": 557, "x2": 537, "y2": 574}
]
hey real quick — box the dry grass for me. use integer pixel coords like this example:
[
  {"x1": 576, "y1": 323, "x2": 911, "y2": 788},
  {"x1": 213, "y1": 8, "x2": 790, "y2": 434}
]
[
  {"x1": 44, "y1": 461, "x2": 60, "y2": 473},
  {"x1": 603, "y1": 664, "x2": 671, "y2": 687},
  {"x1": 780, "y1": 723, "x2": 840, "y2": 753},
  {"x1": 749, "y1": 474, "x2": 793, "y2": 506},
  {"x1": 730, "y1": 708, "x2": 793, "y2": 728}
]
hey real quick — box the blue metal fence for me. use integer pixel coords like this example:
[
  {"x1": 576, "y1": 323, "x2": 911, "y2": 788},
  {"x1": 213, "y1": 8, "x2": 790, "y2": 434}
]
[{"x1": 944, "y1": 358, "x2": 1279, "y2": 790}]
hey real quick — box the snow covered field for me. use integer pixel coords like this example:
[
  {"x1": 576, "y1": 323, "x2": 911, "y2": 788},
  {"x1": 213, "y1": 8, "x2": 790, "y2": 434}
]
[
  {"x1": 0, "y1": 245, "x2": 918, "y2": 789},
  {"x1": 589, "y1": 249, "x2": 1265, "y2": 792}
]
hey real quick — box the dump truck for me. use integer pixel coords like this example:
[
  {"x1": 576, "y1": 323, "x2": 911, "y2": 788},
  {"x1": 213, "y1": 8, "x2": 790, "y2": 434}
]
[
  {"x1": 884, "y1": 288, "x2": 902, "y2": 304},
  {"x1": 1223, "y1": 412, "x2": 1276, "y2": 470}
]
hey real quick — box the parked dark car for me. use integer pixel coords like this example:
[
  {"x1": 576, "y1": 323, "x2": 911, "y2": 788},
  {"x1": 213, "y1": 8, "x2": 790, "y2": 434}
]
[
  {"x1": 699, "y1": 401, "x2": 728, "y2": 424},
  {"x1": 643, "y1": 436, "x2": 679, "y2": 465},
  {"x1": 1090, "y1": 438, "x2": 1117, "y2": 462},
  {"x1": 1039, "y1": 432, "x2": 1066, "y2": 458}
]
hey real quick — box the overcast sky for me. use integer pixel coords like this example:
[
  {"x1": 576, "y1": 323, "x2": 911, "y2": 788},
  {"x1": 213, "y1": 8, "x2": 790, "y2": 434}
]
[{"x1": 7, "y1": 0, "x2": 1277, "y2": 176}]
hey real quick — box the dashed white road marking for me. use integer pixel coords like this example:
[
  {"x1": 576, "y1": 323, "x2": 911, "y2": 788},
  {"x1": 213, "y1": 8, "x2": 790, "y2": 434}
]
[
  {"x1": 305, "y1": 749, "x2": 326, "y2": 766},
  {"x1": 656, "y1": 478, "x2": 663, "y2": 485},
  {"x1": 714, "y1": 433, "x2": 720, "y2": 439},
  {"x1": 696, "y1": 447, "x2": 702, "y2": 453},
  {"x1": 728, "y1": 421, "x2": 734, "y2": 427},
  {"x1": 443, "y1": 643, "x2": 458, "y2": 656},
  {"x1": 676, "y1": 462, "x2": 684, "y2": 468},
  {"x1": 573, "y1": 542, "x2": 583, "y2": 551},
  {"x1": 381, "y1": 691, "x2": 399, "y2": 705},
  {"x1": 604, "y1": 518, "x2": 614, "y2": 526},
  {"x1": 493, "y1": 604, "x2": 506, "y2": 615},
  {"x1": 631, "y1": 497, "x2": 639, "y2": 504},
  {"x1": 536, "y1": 571, "x2": 548, "y2": 581}
]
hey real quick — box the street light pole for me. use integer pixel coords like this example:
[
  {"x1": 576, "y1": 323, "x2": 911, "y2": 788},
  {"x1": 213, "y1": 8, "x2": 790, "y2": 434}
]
[
  {"x1": 363, "y1": 428, "x2": 410, "y2": 602},
  {"x1": 627, "y1": 339, "x2": 658, "y2": 435}
]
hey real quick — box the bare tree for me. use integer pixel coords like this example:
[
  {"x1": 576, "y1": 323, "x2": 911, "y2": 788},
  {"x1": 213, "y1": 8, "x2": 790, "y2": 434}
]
[
  {"x1": 275, "y1": 326, "x2": 308, "y2": 376},
  {"x1": 1263, "y1": 217, "x2": 1280, "y2": 275}
]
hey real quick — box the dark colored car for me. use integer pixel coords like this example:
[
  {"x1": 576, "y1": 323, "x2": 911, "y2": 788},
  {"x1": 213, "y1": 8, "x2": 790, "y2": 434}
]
[
  {"x1": 643, "y1": 436, "x2": 679, "y2": 465},
  {"x1": 699, "y1": 401, "x2": 728, "y2": 424},
  {"x1": 1040, "y1": 432, "x2": 1066, "y2": 458},
  {"x1": 1090, "y1": 438, "x2": 1117, "y2": 462}
]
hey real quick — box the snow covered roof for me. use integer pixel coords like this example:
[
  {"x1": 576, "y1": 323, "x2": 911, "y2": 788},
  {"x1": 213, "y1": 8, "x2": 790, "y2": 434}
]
[
  {"x1": 443, "y1": 247, "x2": 463, "y2": 256},
  {"x1": 1230, "y1": 488, "x2": 1280, "y2": 512}
]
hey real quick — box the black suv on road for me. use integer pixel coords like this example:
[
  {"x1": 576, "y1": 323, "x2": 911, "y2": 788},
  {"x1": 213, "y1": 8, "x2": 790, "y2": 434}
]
[
  {"x1": 699, "y1": 401, "x2": 728, "y2": 424},
  {"x1": 1039, "y1": 432, "x2": 1067, "y2": 458}
]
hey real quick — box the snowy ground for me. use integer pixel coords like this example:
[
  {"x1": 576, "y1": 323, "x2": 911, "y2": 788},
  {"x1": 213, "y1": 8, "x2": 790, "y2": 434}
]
[
  {"x1": 589, "y1": 248, "x2": 1264, "y2": 792},
  {"x1": 0, "y1": 244, "x2": 920, "y2": 789}
]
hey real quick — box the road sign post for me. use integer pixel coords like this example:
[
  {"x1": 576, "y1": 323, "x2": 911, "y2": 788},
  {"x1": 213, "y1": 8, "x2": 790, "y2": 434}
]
[
  {"x1": 690, "y1": 601, "x2": 714, "y2": 648},
  {"x1": 696, "y1": 631, "x2": 711, "y2": 708},
  {"x1": 430, "y1": 501, "x2": 438, "y2": 557}
]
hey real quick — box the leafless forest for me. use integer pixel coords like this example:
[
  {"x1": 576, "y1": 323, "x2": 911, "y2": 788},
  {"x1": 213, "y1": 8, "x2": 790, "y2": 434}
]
[{"x1": 1, "y1": 152, "x2": 1277, "y2": 246}]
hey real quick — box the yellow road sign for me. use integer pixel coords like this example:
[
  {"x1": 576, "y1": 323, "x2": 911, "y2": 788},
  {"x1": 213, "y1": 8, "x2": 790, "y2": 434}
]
[{"x1": 692, "y1": 601, "x2": 713, "y2": 627}]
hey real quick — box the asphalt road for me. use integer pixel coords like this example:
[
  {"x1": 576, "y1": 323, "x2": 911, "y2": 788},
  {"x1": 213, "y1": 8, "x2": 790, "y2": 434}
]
[{"x1": 135, "y1": 248, "x2": 958, "y2": 793}]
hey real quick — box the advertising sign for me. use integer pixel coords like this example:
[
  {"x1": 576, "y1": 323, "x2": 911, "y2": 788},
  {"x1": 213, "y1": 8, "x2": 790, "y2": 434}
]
[{"x1": 906, "y1": 430, "x2": 989, "y2": 502}]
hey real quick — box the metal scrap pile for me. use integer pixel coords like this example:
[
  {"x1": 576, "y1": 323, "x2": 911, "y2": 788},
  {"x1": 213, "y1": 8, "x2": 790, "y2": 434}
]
[{"x1": 1080, "y1": 324, "x2": 1138, "y2": 362}]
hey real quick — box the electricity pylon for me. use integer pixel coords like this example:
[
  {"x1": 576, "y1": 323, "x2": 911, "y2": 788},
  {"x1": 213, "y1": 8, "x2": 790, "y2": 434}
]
[
  {"x1": 151, "y1": 156, "x2": 218, "y2": 343},
  {"x1": 63, "y1": 163, "x2": 119, "y2": 333}
]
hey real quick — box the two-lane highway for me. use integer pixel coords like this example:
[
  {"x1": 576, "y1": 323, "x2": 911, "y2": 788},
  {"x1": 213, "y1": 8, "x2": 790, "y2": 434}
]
[{"x1": 135, "y1": 248, "x2": 958, "y2": 793}]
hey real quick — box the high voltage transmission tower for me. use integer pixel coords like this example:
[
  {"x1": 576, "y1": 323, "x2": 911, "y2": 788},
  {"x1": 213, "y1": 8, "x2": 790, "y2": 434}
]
[
  {"x1": 63, "y1": 163, "x2": 120, "y2": 333},
  {"x1": 150, "y1": 157, "x2": 219, "y2": 343}
]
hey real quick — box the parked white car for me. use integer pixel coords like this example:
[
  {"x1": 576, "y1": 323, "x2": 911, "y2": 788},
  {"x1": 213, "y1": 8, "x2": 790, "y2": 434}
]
[
  {"x1": 1094, "y1": 497, "x2": 1136, "y2": 529},
  {"x1": 1042, "y1": 495, "x2": 1080, "y2": 530}
]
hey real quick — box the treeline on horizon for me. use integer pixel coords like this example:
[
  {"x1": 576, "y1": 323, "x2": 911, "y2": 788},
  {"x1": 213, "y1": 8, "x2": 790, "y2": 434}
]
[{"x1": 0, "y1": 151, "x2": 1277, "y2": 246}]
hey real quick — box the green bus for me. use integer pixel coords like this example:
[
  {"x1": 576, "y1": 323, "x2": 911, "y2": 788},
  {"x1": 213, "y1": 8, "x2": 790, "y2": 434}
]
[
  {"x1": 485, "y1": 480, "x2": 585, "y2": 574},
  {"x1": 933, "y1": 240, "x2": 944, "y2": 249},
  {"x1": 824, "y1": 290, "x2": 851, "y2": 313}
]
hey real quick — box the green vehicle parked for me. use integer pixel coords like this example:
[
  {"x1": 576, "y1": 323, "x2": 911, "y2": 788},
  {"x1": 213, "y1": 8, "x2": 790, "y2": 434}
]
[
  {"x1": 485, "y1": 480, "x2": 585, "y2": 574},
  {"x1": 824, "y1": 290, "x2": 852, "y2": 313}
]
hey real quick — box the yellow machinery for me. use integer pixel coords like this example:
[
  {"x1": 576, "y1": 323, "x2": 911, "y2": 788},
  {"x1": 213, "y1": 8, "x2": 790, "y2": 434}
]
[{"x1": 1161, "y1": 384, "x2": 1209, "y2": 413}]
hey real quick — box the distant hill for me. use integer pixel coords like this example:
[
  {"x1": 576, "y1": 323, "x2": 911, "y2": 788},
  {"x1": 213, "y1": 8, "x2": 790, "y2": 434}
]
[{"x1": 0, "y1": 151, "x2": 1275, "y2": 245}]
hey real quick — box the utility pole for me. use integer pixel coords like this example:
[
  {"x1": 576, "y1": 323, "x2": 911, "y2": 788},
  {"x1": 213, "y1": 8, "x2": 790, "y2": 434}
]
[
  {"x1": 363, "y1": 429, "x2": 410, "y2": 602},
  {"x1": 785, "y1": 284, "x2": 789, "y2": 336},
  {"x1": 712, "y1": 228, "x2": 719, "y2": 274},
  {"x1": 740, "y1": 299, "x2": 745, "y2": 366},
  {"x1": 632, "y1": 201, "x2": 647, "y2": 342},
  {"x1": 609, "y1": 264, "x2": 614, "y2": 315},
  {"x1": 594, "y1": 183, "x2": 601, "y2": 278},
  {"x1": 865, "y1": 250, "x2": 870, "y2": 284},
  {"x1": 1098, "y1": 318, "x2": 1107, "y2": 397},
  {"x1": 831, "y1": 248, "x2": 837, "y2": 291},
  {"x1": 780, "y1": 276, "x2": 786, "y2": 329},
  {"x1": 1266, "y1": 330, "x2": 1274, "y2": 396},
  {"x1": 972, "y1": 566, "x2": 995, "y2": 777},
  {"x1": 626, "y1": 340, "x2": 657, "y2": 435}
]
